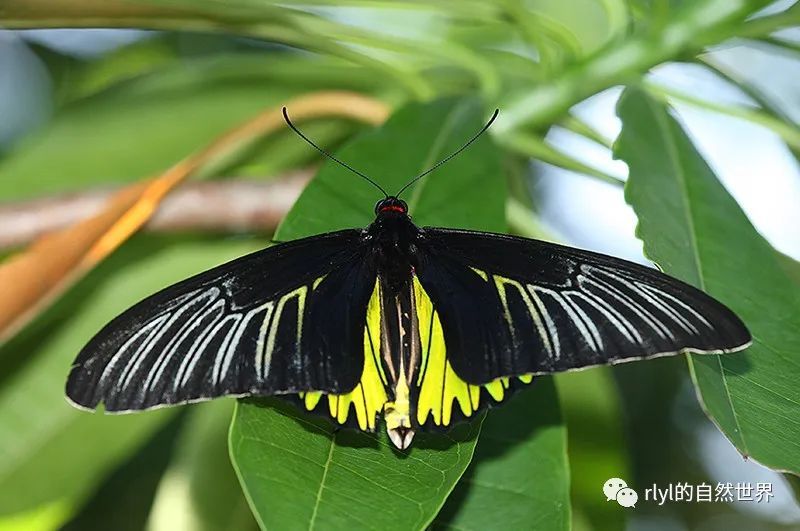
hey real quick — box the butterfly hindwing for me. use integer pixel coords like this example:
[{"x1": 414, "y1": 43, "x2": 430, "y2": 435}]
[
  {"x1": 296, "y1": 277, "x2": 389, "y2": 431},
  {"x1": 66, "y1": 230, "x2": 375, "y2": 412},
  {"x1": 412, "y1": 276, "x2": 533, "y2": 429},
  {"x1": 414, "y1": 228, "x2": 751, "y2": 385}
]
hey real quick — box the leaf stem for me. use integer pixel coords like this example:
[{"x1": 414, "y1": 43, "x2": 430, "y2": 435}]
[
  {"x1": 302, "y1": 16, "x2": 501, "y2": 99},
  {"x1": 496, "y1": 0, "x2": 767, "y2": 135},
  {"x1": 698, "y1": 56, "x2": 799, "y2": 128},
  {"x1": 501, "y1": 132, "x2": 625, "y2": 187},
  {"x1": 559, "y1": 115, "x2": 614, "y2": 149},
  {"x1": 748, "y1": 35, "x2": 800, "y2": 57},
  {"x1": 735, "y1": 3, "x2": 800, "y2": 39}
]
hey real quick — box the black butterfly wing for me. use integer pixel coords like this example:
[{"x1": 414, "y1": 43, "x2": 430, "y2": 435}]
[
  {"x1": 414, "y1": 228, "x2": 751, "y2": 385},
  {"x1": 67, "y1": 229, "x2": 376, "y2": 412}
]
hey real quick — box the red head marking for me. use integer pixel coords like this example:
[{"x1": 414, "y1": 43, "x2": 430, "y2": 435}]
[{"x1": 375, "y1": 197, "x2": 408, "y2": 215}]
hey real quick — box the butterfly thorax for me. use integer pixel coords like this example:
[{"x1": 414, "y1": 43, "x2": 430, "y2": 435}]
[{"x1": 366, "y1": 208, "x2": 419, "y2": 287}]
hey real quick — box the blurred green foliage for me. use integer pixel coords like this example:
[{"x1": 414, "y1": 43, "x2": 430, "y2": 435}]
[{"x1": 1, "y1": 1, "x2": 799, "y2": 529}]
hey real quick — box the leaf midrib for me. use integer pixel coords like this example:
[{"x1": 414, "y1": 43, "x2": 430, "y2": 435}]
[{"x1": 307, "y1": 432, "x2": 336, "y2": 530}]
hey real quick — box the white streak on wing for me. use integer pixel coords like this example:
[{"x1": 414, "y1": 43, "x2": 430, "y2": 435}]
[
  {"x1": 597, "y1": 269, "x2": 699, "y2": 334},
  {"x1": 637, "y1": 283, "x2": 713, "y2": 330},
  {"x1": 138, "y1": 288, "x2": 220, "y2": 393},
  {"x1": 495, "y1": 276, "x2": 553, "y2": 357},
  {"x1": 563, "y1": 294, "x2": 605, "y2": 350},
  {"x1": 98, "y1": 314, "x2": 169, "y2": 389},
  {"x1": 116, "y1": 289, "x2": 212, "y2": 390},
  {"x1": 568, "y1": 288, "x2": 641, "y2": 344},
  {"x1": 534, "y1": 286, "x2": 600, "y2": 351},
  {"x1": 295, "y1": 286, "x2": 306, "y2": 356},
  {"x1": 526, "y1": 285, "x2": 560, "y2": 360},
  {"x1": 178, "y1": 311, "x2": 238, "y2": 390},
  {"x1": 562, "y1": 294, "x2": 604, "y2": 350},
  {"x1": 216, "y1": 300, "x2": 273, "y2": 384},
  {"x1": 116, "y1": 315, "x2": 172, "y2": 391},
  {"x1": 211, "y1": 313, "x2": 246, "y2": 384},
  {"x1": 580, "y1": 274, "x2": 674, "y2": 341},
  {"x1": 160, "y1": 288, "x2": 203, "y2": 312},
  {"x1": 632, "y1": 282, "x2": 698, "y2": 334},
  {"x1": 170, "y1": 299, "x2": 227, "y2": 391}
]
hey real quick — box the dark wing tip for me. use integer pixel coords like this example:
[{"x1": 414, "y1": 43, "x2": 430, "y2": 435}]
[
  {"x1": 65, "y1": 362, "x2": 102, "y2": 412},
  {"x1": 703, "y1": 293, "x2": 753, "y2": 354},
  {"x1": 64, "y1": 392, "x2": 98, "y2": 412}
]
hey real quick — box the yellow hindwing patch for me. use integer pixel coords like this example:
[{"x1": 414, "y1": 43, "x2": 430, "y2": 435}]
[
  {"x1": 300, "y1": 275, "x2": 534, "y2": 431},
  {"x1": 414, "y1": 276, "x2": 533, "y2": 427},
  {"x1": 300, "y1": 279, "x2": 387, "y2": 431}
]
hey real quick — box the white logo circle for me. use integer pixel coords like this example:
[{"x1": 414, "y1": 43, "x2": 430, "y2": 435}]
[
  {"x1": 603, "y1": 477, "x2": 628, "y2": 501},
  {"x1": 616, "y1": 487, "x2": 638, "y2": 508}
]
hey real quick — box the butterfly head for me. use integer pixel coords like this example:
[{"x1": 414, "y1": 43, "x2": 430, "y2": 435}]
[{"x1": 375, "y1": 197, "x2": 408, "y2": 216}]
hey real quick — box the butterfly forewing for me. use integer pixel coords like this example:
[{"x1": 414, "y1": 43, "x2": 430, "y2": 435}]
[
  {"x1": 414, "y1": 228, "x2": 751, "y2": 384},
  {"x1": 66, "y1": 230, "x2": 374, "y2": 412}
]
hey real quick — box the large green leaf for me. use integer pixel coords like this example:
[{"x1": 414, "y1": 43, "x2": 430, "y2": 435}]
[
  {"x1": 230, "y1": 98, "x2": 512, "y2": 529},
  {"x1": 0, "y1": 235, "x2": 262, "y2": 520},
  {"x1": 616, "y1": 87, "x2": 800, "y2": 474},
  {"x1": 778, "y1": 252, "x2": 800, "y2": 287},
  {"x1": 233, "y1": 399, "x2": 482, "y2": 531},
  {"x1": 433, "y1": 380, "x2": 571, "y2": 531}
]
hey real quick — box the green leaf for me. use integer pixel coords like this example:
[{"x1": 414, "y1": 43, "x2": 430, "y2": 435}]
[
  {"x1": 616, "y1": 87, "x2": 800, "y2": 474},
  {"x1": 0, "y1": 502, "x2": 71, "y2": 531},
  {"x1": 230, "y1": 97, "x2": 510, "y2": 529},
  {"x1": 778, "y1": 252, "x2": 800, "y2": 287},
  {"x1": 46, "y1": 36, "x2": 180, "y2": 106},
  {"x1": 232, "y1": 399, "x2": 482, "y2": 531},
  {"x1": 0, "y1": 235, "x2": 263, "y2": 519},
  {"x1": 433, "y1": 379, "x2": 571, "y2": 531}
]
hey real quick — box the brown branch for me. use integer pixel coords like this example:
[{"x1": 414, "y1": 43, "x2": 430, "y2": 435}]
[{"x1": 0, "y1": 171, "x2": 313, "y2": 251}]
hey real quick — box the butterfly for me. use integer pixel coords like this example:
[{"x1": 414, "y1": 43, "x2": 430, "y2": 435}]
[{"x1": 66, "y1": 107, "x2": 751, "y2": 450}]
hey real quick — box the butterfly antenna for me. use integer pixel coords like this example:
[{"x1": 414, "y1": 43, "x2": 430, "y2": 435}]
[
  {"x1": 282, "y1": 107, "x2": 388, "y2": 197},
  {"x1": 395, "y1": 108, "x2": 499, "y2": 198}
]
